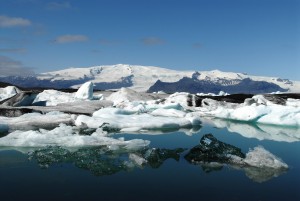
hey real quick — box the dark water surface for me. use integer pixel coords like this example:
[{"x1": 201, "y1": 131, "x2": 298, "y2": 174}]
[{"x1": 0, "y1": 121, "x2": 299, "y2": 201}]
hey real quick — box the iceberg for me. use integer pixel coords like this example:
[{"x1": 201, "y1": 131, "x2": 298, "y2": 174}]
[
  {"x1": 0, "y1": 86, "x2": 20, "y2": 101},
  {"x1": 186, "y1": 134, "x2": 288, "y2": 170},
  {"x1": 0, "y1": 111, "x2": 72, "y2": 132},
  {"x1": 33, "y1": 81, "x2": 97, "y2": 106},
  {"x1": 0, "y1": 124, "x2": 150, "y2": 149},
  {"x1": 74, "y1": 81, "x2": 93, "y2": 100},
  {"x1": 106, "y1": 87, "x2": 163, "y2": 106},
  {"x1": 197, "y1": 95, "x2": 300, "y2": 127},
  {"x1": 75, "y1": 107, "x2": 201, "y2": 133},
  {"x1": 185, "y1": 134, "x2": 289, "y2": 182}
]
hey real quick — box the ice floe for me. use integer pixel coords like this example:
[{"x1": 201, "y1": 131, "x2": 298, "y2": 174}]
[
  {"x1": 0, "y1": 111, "x2": 72, "y2": 132},
  {"x1": 32, "y1": 82, "x2": 96, "y2": 106},
  {"x1": 75, "y1": 107, "x2": 201, "y2": 133},
  {"x1": 0, "y1": 86, "x2": 20, "y2": 101},
  {"x1": 185, "y1": 133, "x2": 288, "y2": 182},
  {"x1": 106, "y1": 87, "x2": 165, "y2": 106},
  {"x1": 74, "y1": 81, "x2": 93, "y2": 100},
  {"x1": 197, "y1": 95, "x2": 300, "y2": 127},
  {"x1": 0, "y1": 124, "x2": 150, "y2": 149}
]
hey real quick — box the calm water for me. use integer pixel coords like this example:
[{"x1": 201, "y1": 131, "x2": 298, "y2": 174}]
[{"x1": 0, "y1": 120, "x2": 299, "y2": 201}]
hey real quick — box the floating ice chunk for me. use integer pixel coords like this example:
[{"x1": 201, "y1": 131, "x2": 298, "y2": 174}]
[
  {"x1": 106, "y1": 88, "x2": 156, "y2": 106},
  {"x1": 251, "y1": 95, "x2": 277, "y2": 106},
  {"x1": 33, "y1": 81, "x2": 95, "y2": 106},
  {"x1": 145, "y1": 103, "x2": 184, "y2": 112},
  {"x1": 74, "y1": 81, "x2": 93, "y2": 100},
  {"x1": 229, "y1": 105, "x2": 270, "y2": 121},
  {"x1": 33, "y1": 90, "x2": 74, "y2": 106},
  {"x1": 75, "y1": 107, "x2": 201, "y2": 132},
  {"x1": 201, "y1": 98, "x2": 239, "y2": 111},
  {"x1": 0, "y1": 111, "x2": 72, "y2": 132},
  {"x1": 256, "y1": 105, "x2": 300, "y2": 126},
  {"x1": 151, "y1": 108, "x2": 186, "y2": 118},
  {"x1": 0, "y1": 86, "x2": 20, "y2": 101},
  {"x1": 92, "y1": 93, "x2": 104, "y2": 100},
  {"x1": 286, "y1": 98, "x2": 300, "y2": 107},
  {"x1": 3, "y1": 86, "x2": 21, "y2": 95},
  {"x1": 0, "y1": 124, "x2": 150, "y2": 149},
  {"x1": 196, "y1": 91, "x2": 229, "y2": 96},
  {"x1": 244, "y1": 146, "x2": 288, "y2": 169},
  {"x1": 164, "y1": 92, "x2": 191, "y2": 107},
  {"x1": 199, "y1": 98, "x2": 300, "y2": 127}
]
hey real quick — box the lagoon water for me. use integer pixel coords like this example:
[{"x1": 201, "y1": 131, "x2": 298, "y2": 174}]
[{"x1": 0, "y1": 120, "x2": 299, "y2": 201}]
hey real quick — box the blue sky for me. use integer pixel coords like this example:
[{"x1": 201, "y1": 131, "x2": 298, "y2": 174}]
[{"x1": 0, "y1": 0, "x2": 299, "y2": 80}]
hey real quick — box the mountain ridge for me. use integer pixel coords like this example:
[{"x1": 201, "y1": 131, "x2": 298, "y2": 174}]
[{"x1": 0, "y1": 64, "x2": 299, "y2": 93}]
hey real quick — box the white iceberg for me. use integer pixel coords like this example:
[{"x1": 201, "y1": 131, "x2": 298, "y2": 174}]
[
  {"x1": 75, "y1": 107, "x2": 201, "y2": 133},
  {"x1": 0, "y1": 111, "x2": 72, "y2": 132},
  {"x1": 32, "y1": 81, "x2": 96, "y2": 106},
  {"x1": 151, "y1": 108, "x2": 186, "y2": 118},
  {"x1": 106, "y1": 87, "x2": 165, "y2": 106},
  {"x1": 198, "y1": 97, "x2": 300, "y2": 127},
  {"x1": 0, "y1": 86, "x2": 21, "y2": 101},
  {"x1": 0, "y1": 124, "x2": 150, "y2": 149},
  {"x1": 74, "y1": 81, "x2": 93, "y2": 100}
]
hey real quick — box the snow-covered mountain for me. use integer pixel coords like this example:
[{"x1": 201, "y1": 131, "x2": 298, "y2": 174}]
[{"x1": 0, "y1": 64, "x2": 299, "y2": 93}]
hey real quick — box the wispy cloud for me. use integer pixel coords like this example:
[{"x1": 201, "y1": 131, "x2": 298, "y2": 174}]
[
  {"x1": 0, "y1": 55, "x2": 34, "y2": 76},
  {"x1": 46, "y1": 1, "x2": 72, "y2": 10},
  {"x1": 0, "y1": 15, "x2": 32, "y2": 28},
  {"x1": 0, "y1": 48, "x2": 27, "y2": 53},
  {"x1": 53, "y1": 34, "x2": 89, "y2": 44},
  {"x1": 141, "y1": 37, "x2": 165, "y2": 45}
]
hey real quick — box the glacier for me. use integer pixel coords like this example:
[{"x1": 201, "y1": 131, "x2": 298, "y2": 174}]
[{"x1": 1, "y1": 64, "x2": 300, "y2": 93}]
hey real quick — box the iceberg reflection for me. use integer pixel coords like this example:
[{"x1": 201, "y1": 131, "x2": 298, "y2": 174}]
[
  {"x1": 205, "y1": 118, "x2": 300, "y2": 142},
  {"x1": 25, "y1": 133, "x2": 288, "y2": 183},
  {"x1": 28, "y1": 146, "x2": 185, "y2": 176}
]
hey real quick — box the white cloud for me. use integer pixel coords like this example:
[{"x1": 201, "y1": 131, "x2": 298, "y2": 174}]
[
  {"x1": 53, "y1": 34, "x2": 89, "y2": 44},
  {"x1": 0, "y1": 55, "x2": 34, "y2": 76},
  {"x1": 142, "y1": 37, "x2": 165, "y2": 45},
  {"x1": 0, "y1": 15, "x2": 32, "y2": 28}
]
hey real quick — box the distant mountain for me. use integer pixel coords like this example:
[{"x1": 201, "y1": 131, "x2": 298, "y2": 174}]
[
  {"x1": 147, "y1": 77, "x2": 288, "y2": 94},
  {"x1": 0, "y1": 64, "x2": 299, "y2": 93},
  {"x1": 0, "y1": 81, "x2": 15, "y2": 88}
]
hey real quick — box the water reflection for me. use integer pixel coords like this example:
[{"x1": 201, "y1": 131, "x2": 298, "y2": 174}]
[
  {"x1": 25, "y1": 138, "x2": 288, "y2": 183},
  {"x1": 204, "y1": 118, "x2": 300, "y2": 142},
  {"x1": 28, "y1": 146, "x2": 185, "y2": 176},
  {"x1": 192, "y1": 162, "x2": 287, "y2": 183}
]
